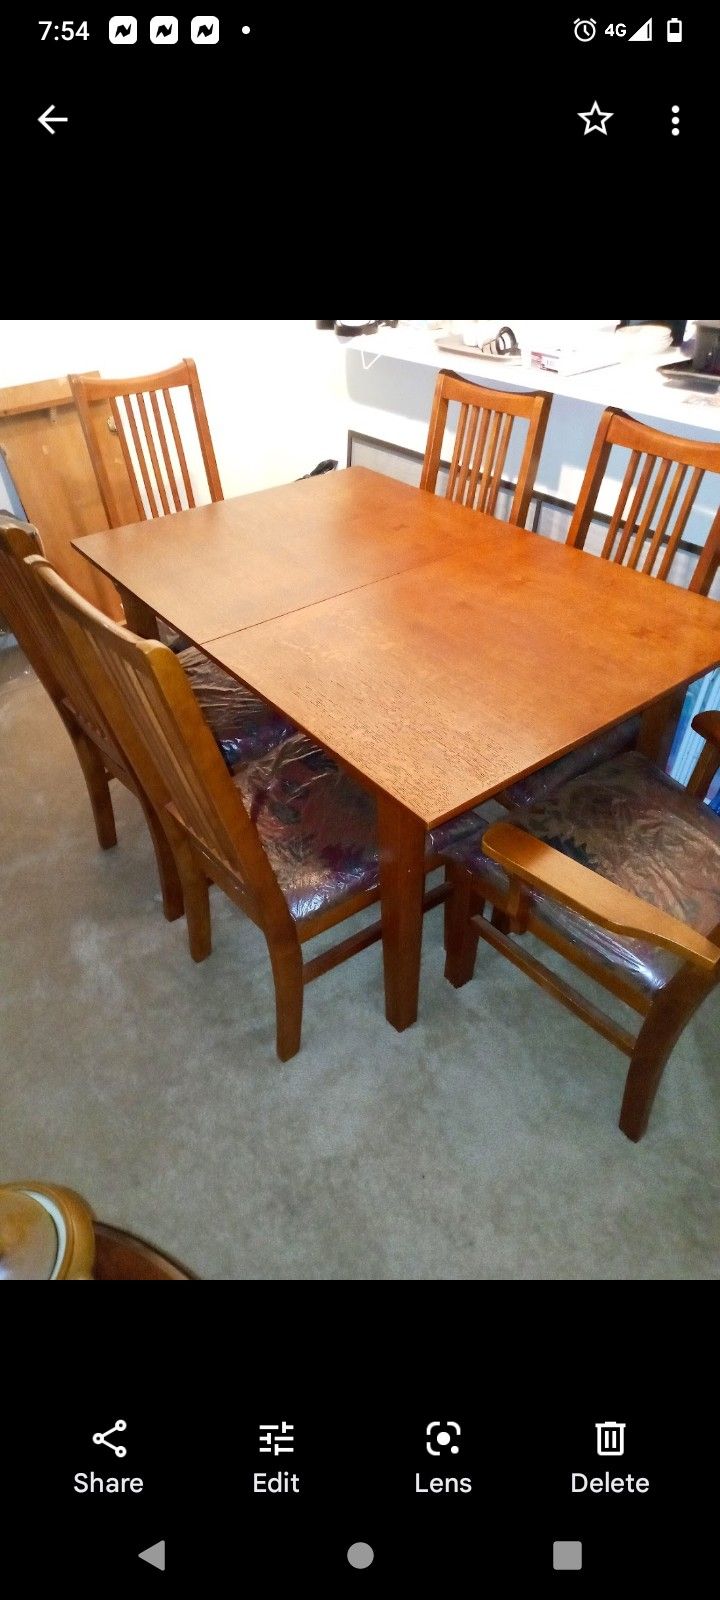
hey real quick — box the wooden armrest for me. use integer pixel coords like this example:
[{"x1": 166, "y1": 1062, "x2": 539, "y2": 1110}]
[
  {"x1": 687, "y1": 711, "x2": 720, "y2": 798},
  {"x1": 482, "y1": 821, "x2": 720, "y2": 974},
  {"x1": 692, "y1": 710, "x2": 720, "y2": 752}
]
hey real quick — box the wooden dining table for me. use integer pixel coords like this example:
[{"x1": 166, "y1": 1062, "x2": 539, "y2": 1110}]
[{"x1": 74, "y1": 466, "x2": 720, "y2": 1033}]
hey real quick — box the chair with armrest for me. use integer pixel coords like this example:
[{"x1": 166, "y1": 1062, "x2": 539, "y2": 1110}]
[
  {"x1": 501, "y1": 407, "x2": 720, "y2": 809},
  {"x1": 34, "y1": 559, "x2": 481, "y2": 1060},
  {"x1": 420, "y1": 368, "x2": 552, "y2": 528},
  {"x1": 443, "y1": 717, "x2": 720, "y2": 1140}
]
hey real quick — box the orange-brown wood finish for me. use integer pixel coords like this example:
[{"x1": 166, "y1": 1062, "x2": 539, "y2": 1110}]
[
  {"x1": 69, "y1": 359, "x2": 223, "y2": 531},
  {"x1": 71, "y1": 468, "x2": 720, "y2": 1034},
  {"x1": 420, "y1": 368, "x2": 552, "y2": 528},
  {"x1": 34, "y1": 560, "x2": 447, "y2": 1058},
  {"x1": 0, "y1": 375, "x2": 124, "y2": 618},
  {"x1": 0, "y1": 523, "x2": 183, "y2": 919},
  {"x1": 0, "y1": 1182, "x2": 196, "y2": 1279},
  {"x1": 0, "y1": 1183, "x2": 96, "y2": 1279},
  {"x1": 203, "y1": 530, "x2": 720, "y2": 827},
  {"x1": 91, "y1": 1223, "x2": 196, "y2": 1280},
  {"x1": 565, "y1": 406, "x2": 720, "y2": 591},
  {"x1": 444, "y1": 715, "x2": 720, "y2": 1140},
  {"x1": 73, "y1": 468, "x2": 482, "y2": 644}
]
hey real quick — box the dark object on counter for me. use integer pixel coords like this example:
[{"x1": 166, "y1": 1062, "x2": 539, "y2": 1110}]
[
  {"x1": 315, "y1": 320, "x2": 335, "y2": 329},
  {"x1": 298, "y1": 459, "x2": 338, "y2": 479},
  {"x1": 657, "y1": 361, "x2": 720, "y2": 391},
  {"x1": 692, "y1": 321, "x2": 720, "y2": 375},
  {"x1": 334, "y1": 320, "x2": 398, "y2": 337}
]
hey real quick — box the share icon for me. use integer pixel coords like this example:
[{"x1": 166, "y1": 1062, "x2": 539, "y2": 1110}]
[{"x1": 92, "y1": 1419, "x2": 128, "y2": 1457}]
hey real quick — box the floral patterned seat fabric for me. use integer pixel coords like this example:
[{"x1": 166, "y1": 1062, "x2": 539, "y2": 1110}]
[
  {"x1": 233, "y1": 734, "x2": 484, "y2": 923},
  {"x1": 178, "y1": 646, "x2": 295, "y2": 769},
  {"x1": 443, "y1": 751, "x2": 720, "y2": 997}
]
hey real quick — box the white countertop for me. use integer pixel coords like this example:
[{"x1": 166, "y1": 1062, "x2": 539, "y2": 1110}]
[{"x1": 344, "y1": 324, "x2": 720, "y2": 437}]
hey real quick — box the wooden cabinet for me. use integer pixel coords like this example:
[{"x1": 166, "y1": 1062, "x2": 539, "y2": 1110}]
[{"x1": 0, "y1": 375, "x2": 132, "y2": 620}]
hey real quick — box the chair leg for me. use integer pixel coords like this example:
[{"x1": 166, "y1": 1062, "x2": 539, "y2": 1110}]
[
  {"x1": 491, "y1": 905, "x2": 512, "y2": 935},
  {"x1": 269, "y1": 936, "x2": 304, "y2": 1061},
  {"x1": 156, "y1": 817, "x2": 210, "y2": 954},
  {"x1": 619, "y1": 967, "x2": 717, "y2": 1142},
  {"x1": 444, "y1": 867, "x2": 482, "y2": 988},
  {"x1": 70, "y1": 731, "x2": 117, "y2": 850},
  {"x1": 135, "y1": 793, "x2": 185, "y2": 923},
  {"x1": 443, "y1": 863, "x2": 452, "y2": 952}
]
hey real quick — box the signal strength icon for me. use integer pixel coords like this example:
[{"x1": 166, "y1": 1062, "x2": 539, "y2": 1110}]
[{"x1": 629, "y1": 17, "x2": 652, "y2": 40}]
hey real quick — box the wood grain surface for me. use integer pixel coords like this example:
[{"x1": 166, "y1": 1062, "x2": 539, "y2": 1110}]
[
  {"x1": 203, "y1": 522, "x2": 720, "y2": 826},
  {"x1": 73, "y1": 468, "x2": 480, "y2": 642}
]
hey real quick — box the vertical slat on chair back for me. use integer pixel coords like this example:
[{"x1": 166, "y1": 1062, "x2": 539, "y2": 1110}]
[
  {"x1": 566, "y1": 407, "x2": 720, "y2": 594},
  {"x1": 420, "y1": 369, "x2": 552, "y2": 528},
  {"x1": 69, "y1": 359, "x2": 223, "y2": 529},
  {"x1": 0, "y1": 524, "x2": 123, "y2": 757},
  {"x1": 32, "y1": 559, "x2": 288, "y2": 918}
]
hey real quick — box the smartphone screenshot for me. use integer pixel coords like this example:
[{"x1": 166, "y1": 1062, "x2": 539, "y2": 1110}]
[{"x1": 1, "y1": 8, "x2": 717, "y2": 1591}]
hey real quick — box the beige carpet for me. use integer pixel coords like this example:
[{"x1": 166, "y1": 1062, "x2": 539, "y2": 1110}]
[{"x1": 2, "y1": 646, "x2": 719, "y2": 1279}]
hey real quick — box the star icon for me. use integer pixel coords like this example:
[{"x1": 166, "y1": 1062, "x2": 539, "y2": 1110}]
[{"x1": 578, "y1": 100, "x2": 613, "y2": 134}]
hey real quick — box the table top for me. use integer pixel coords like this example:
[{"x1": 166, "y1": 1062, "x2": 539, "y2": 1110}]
[
  {"x1": 73, "y1": 467, "x2": 720, "y2": 827},
  {"x1": 73, "y1": 468, "x2": 473, "y2": 643},
  {"x1": 202, "y1": 518, "x2": 720, "y2": 826}
]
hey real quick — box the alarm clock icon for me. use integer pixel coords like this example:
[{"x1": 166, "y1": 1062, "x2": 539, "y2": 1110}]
[{"x1": 574, "y1": 18, "x2": 597, "y2": 41}]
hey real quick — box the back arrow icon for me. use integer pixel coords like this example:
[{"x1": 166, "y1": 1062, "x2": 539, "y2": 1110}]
[{"x1": 38, "y1": 105, "x2": 68, "y2": 134}]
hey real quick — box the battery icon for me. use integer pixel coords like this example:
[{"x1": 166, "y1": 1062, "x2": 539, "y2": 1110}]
[{"x1": 667, "y1": 17, "x2": 683, "y2": 41}]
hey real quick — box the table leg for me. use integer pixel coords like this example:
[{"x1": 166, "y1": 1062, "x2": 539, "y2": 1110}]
[
  {"x1": 637, "y1": 688, "x2": 685, "y2": 766},
  {"x1": 377, "y1": 793, "x2": 427, "y2": 1031},
  {"x1": 116, "y1": 583, "x2": 160, "y2": 641}
]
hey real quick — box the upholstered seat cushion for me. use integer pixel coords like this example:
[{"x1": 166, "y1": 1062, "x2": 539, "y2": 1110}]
[
  {"x1": 178, "y1": 646, "x2": 295, "y2": 768},
  {"x1": 233, "y1": 734, "x2": 484, "y2": 922},
  {"x1": 500, "y1": 715, "x2": 641, "y2": 808},
  {"x1": 444, "y1": 751, "x2": 720, "y2": 996}
]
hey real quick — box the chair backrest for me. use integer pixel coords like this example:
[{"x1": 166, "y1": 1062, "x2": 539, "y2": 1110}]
[
  {"x1": 420, "y1": 368, "x2": 552, "y2": 528},
  {"x1": 32, "y1": 558, "x2": 291, "y2": 929},
  {"x1": 566, "y1": 407, "x2": 720, "y2": 593},
  {"x1": 0, "y1": 523, "x2": 126, "y2": 765},
  {"x1": 69, "y1": 358, "x2": 223, "y2": 528}
]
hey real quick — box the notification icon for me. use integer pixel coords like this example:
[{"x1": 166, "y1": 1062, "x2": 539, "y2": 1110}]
[
  {"x1": 109, "y1": 15, "x2": 137, "y2": 43},
  {"x1": 191, "y1": 15, "x2": 220, "y2": 42},
  {"x1": 150, "y1": 16, "x2": 179, "y2": 43}
]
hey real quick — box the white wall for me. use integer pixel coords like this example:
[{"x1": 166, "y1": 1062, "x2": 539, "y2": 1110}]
[{"x1": 0, "y1": 320, "x2": 349, "y2": 496}]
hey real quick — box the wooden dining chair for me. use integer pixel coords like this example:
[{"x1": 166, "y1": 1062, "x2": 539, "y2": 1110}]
[
  {"x1": 502, "y1": 408, "x2": 720, "y2": 809},
  {"x1": 420, "y1": 369, "x2": 552, "y2": 528},
  {"x1": 443, "y1": 724, "x2": 720, "y2": 1140},
  {"x1": 69, "y1": 358, "x2": 223, "y2": 529},
  {"x1": 0, "y1": 520, "x2": 183, "y2": 919},
  {"x1": 33, "y1": 560, "x2": 480, "y2": 1060}
]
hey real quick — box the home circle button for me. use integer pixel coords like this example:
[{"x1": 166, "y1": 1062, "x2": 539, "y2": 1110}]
[{"x1": 347, "y1": 1542, "x2": 374, "y2": 1569}]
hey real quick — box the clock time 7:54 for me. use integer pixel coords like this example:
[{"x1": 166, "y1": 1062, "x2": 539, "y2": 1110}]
[{"x1": 38, "y1": 20, "x2": 90, "y2": 40}]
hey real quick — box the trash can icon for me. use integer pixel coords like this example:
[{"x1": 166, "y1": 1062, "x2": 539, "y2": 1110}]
[{"x1": 596, "y1": 1421, "x2": 625, "y2": 1456}]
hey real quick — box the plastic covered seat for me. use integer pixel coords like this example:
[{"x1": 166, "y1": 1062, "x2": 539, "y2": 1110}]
[
  {"x1": 234, "y1": 733, "x2": 485, "y2": 922},
  {"x1": 178, "y1": 646, "x2": 295, "y2": 769},
  {"x1": 444, "y1": 750, "x2": 720, "y2": 997}
]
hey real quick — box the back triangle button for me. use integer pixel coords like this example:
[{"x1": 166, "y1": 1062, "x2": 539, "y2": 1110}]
[{"x1": 139, "y1": 1540, "x2": 165, "y2": 1572}]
